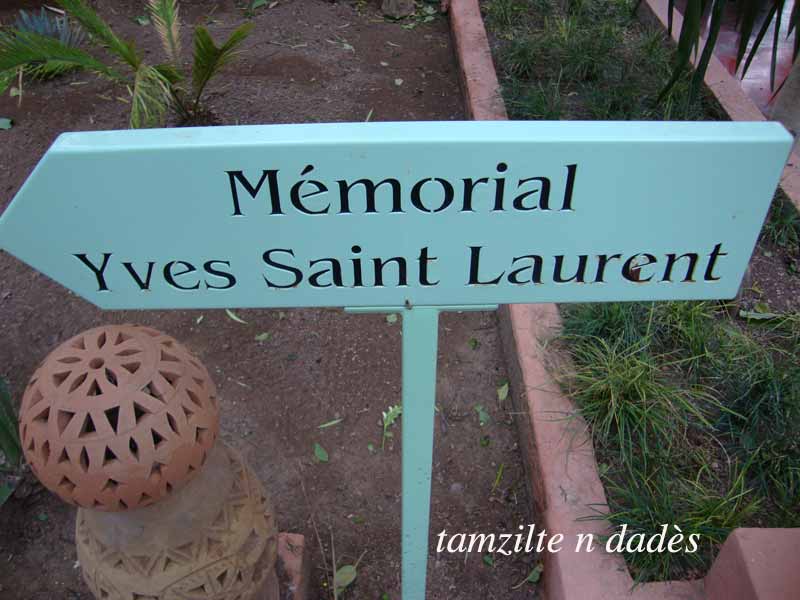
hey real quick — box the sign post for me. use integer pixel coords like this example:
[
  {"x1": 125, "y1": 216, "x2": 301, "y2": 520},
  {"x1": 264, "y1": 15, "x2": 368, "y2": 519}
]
[{"x1": 0, "y1": 121, "x2": 792, "y2": 599}]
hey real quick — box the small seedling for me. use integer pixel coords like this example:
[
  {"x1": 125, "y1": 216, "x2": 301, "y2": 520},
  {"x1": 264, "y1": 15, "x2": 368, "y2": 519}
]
[
  {"x1": 480, "y1": 435, "x2": 491, "y2": 447},
  {"x1": 386, "y1": 313, "x2": 398, "y2": 325},
  {"x1": 474, "y1": 404, "x2": 490, "y2": 427},
  {"x1": 490, "y1": 463, "x2": 504, "y2": 494},
  {"x1": 468, "y1": 337, "x2": 480, "y2": 350},
  {"x1": 512, "y1": 563, "x2": 543, "y2": 589},
  {"x1": 381, "y1": 404, "x2": 402, "y2": 450},
  {"x1": 482, "y1": 554, "x2": 494, "y2": 567},
  {"x1": 313, "y1": 442, "x2": 329, "y2": 463}
]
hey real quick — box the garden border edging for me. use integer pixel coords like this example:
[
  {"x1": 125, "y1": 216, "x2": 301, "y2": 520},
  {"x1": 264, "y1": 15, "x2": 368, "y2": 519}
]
[{"x1": 447, "y1": 1, "x2": 798, "y2": 599}]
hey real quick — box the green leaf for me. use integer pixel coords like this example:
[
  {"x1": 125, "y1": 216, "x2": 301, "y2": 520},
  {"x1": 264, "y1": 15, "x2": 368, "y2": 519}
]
[
  {"x1": 468, "y1": 337, "x2": 479, "y2": 350},
  {"x1": 36, "y1": 512, "x2": 48, "y2": 521},
  {"x1": 482, "y1": 554, "x2": 494, "y2": 567},
  {"x1": 512, "y1": 563, "x2": 543, "y2": 589},
  {"x1": 474, "y1": 404, "x2": 490, "y2": 427},
  {"x1": 496, "y1": 381, "x2": 509, "y2": 402},
  {"x1": 313, "y1": 442, "x2": 329, "y2": 463},
  {"x1": 739, "y1": 309, "x2": 782, "y2": 321},
  {"x1": 367, "y1": 442, "x2": 376, "y2": 453},
  {"x1": 191, "y1": 22, "x2": 253, "y2": 104},
  {"x1": 129, "y1": 63, "x2": 171, "y2": 128},
  {"x1": 225, "y1": 308, "x2": 247, "y2": 324},
  {"x1": 350, "y1": 514, "x2": 365, "y2": 524},
  {"x1": 56, "y1": 0, "x2": 141, "y2": 69},
  {"x1": 526, "y1": 563, "x2": 543, "y2": 583},
  {"x1": 0, "y1": 378, "x2": 21, "y2": 466},
  {"x1": 134, "y1": 15, "x2": 150, "y2": 26},
  {"x1": 318, "y1": 418, "x2": 343, "y2": 429},
  {"x1": 480, "y1": 435, "x2": 491, "y2": 447},
  {"x1": 251, "y1": 0, "x2": 268, "y2": 8},
  {"x1": 386, "y1": 313, "x2": 398, "y2": 324},
  {"x1": 0, "y1": 30, "x2": 124, "y2": 81},
  {"x1": 147, "y1": 0, "x2": 181, "y2": 66},
  {"x1": 0, "y1": 482, "x2": 14, "y2": 508},
  {"x1": 254, "y1": 332, "x2": 271, "y2": 342},
  {"x1": 334, "y1": 564, "x2": 357, "y2": 592},
  {"x1": 0, "y1": 118, "x2": 12, "y2": 130}
]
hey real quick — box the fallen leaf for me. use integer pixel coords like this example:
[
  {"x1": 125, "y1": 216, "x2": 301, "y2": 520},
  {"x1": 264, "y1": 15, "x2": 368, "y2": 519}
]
[
  {"x1": 225, "y1": 308, "x2": 248, "y2": 324},
  {"x1": 318, "y1": 418, "x2": 343, "y2": 429},
  {"x1": 254, "y1": 332, "x2": 271, "y2": 342},
  {"x1": 0, "y1": 118, "x2": 12, "y2": 130},
  {"x1": 474, "y1": 404, "x2": 490, "y2": 427},
  {"x1": 386, "y1": 313, "x2": 398, "y2": 324},
  {"x1": 496, "y1": 382, "x2": 509, "y2": 402},
  {"x1": 313, "y1": 442, "x2": 329, "y2": 463},
  {"x1": 334, "y1": 564, "x2": 358, "y2": 592}
]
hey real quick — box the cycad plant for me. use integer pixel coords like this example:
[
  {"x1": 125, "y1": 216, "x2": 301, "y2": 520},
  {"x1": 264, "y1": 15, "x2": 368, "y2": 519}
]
[{"x1": 0, "y1": 0, "x2": 253, "y2": 127}]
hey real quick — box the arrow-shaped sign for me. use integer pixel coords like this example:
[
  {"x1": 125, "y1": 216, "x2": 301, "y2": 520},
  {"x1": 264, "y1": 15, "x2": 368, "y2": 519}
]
[{"x1": 0, "y1": 120, "x2": 792, "y2": 309}]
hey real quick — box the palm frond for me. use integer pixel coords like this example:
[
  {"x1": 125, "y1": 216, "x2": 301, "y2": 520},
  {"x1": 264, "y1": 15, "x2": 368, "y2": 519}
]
[
  {"x1": 0, "y1": 29, "x2": 123, "y2": 81},
  {"x1": 130, "y1": 63, "x2": 172, "y2": 128},
  {"x1": 147, "y1": 0, "x2": 181, "y2": 67},
  {"x1": 191, "y1": 23, "x2": 253, "y2": 104},
  {"x1": 56, "y1": 0, "x2": 140, "y2": 69}
]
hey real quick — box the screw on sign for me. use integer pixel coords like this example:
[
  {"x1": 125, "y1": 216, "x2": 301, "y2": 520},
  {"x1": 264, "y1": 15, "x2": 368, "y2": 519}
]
[{"x1": 0, "y1": 121, "x2": 792, "y2": 599}]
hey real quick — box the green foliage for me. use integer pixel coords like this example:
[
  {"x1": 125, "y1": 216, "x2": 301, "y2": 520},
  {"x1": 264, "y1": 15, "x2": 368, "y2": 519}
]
[
  {"x1": 493, "y1": 0, "x2": 716, "y2": 122},
  {"x1": 13, "y1": 8, "x2": 85, "y2": 48},
  {"x1": 0, "y1": 378, "x2": 21, "y2": 468},
  {"x1": 0, "y1": 0, "x2": 253, "y2": 127},
  {"x1": 560, "y1": 298, "x2": 800, "y2": 578},
  {"x1": 484, "y1": 0, "x2": 535, "y2": 30},
  {"x1": 566, "y1": 336, "x2": 716, "y2": 466},
  {"x1": 763, "y1": 191, "x2": 800, "y2": 249},
  {"x1": 598, "y1": 460, "x2": 759, "y2": 581},
  {"x1": 191, "y1": 23, "x2": 254, "y2": 114},
  {"x1": 657, "y1": 0, "x2": 799, "y2": 100},
  {"x1": 381, "y1": 404, "x2": 402, "y2": 450}
]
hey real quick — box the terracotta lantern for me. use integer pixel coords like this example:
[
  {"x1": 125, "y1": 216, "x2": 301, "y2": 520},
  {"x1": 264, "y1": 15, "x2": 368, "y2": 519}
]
[
  {"x1": 19, "y1": 325, "x2": 220, "y2": 511},
  {"x1": 19, "y1": 324, "x2": 279, "y2": 600}
]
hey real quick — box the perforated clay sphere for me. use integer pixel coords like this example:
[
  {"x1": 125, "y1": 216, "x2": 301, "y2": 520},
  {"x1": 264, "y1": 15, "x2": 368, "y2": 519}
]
[{"x1": 19, "y1": 325, "x2": 220, "y2": 511}]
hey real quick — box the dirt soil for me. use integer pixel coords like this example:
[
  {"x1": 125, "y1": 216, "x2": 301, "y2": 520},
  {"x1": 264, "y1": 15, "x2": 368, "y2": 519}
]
[{"x1": 0, "y1": 1, "x2": 537, "y2": 599}]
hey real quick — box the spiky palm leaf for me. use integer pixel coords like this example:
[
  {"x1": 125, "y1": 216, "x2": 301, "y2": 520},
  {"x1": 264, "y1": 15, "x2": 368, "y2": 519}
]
[
  {"x1": 147, "y1": 0, "x2": 181, "y2": 67},
  {"x1": 56, "y1": 0, "x2": 140, "y2": 69},
  {"x1": 191, "y1": 23, "x2": 253, "y2": 108},
  {"x1": 0, "y1": 29, "x2": 123, "y2": 81},
  {"x1": 659, "y1": 0, "x2": 799, "y2": 99},
  {"x1": 130, "y1": 64, "x2": 173, "y2": 128}
]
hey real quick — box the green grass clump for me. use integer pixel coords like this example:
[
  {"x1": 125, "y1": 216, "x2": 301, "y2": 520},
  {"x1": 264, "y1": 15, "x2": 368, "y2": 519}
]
[
  {"x1": 559, "y1": 299, "x2": 800, "y2": 580},
  {"x1": 490, "y1": 0, "x2": 721, "y2": 121}
]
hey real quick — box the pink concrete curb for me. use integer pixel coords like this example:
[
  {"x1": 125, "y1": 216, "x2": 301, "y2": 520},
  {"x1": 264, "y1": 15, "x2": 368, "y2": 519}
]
[
  {"x1": 449, "y1": 0, "x2": 508, "y2": 120},
  {"x1": 638, "y1": 0, "x2": 800, "y2": 213},
  {"x1": 448, "y1": 1, "x2": 797, "y2": 599}
]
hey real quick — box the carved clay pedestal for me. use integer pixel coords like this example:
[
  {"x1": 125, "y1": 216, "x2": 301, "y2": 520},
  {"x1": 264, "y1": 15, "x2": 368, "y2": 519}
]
[{"x1": 18, "y1": 325, "x2": 279, "y2": 600}]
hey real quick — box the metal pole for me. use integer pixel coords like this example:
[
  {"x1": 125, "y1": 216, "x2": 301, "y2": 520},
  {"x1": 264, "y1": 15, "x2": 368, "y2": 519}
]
[{"x1": 401, "y1": 306, "x2": 439, "y2": 600}]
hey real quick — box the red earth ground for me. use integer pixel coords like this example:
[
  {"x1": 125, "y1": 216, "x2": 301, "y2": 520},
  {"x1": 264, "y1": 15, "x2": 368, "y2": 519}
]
[{"x1": 0, "y1": 1, "x2": 537, "y2": 599}]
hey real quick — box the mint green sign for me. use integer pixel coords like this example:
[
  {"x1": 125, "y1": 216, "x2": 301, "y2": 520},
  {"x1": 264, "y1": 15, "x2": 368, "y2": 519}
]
[
  {"x1": 0, "y1": 121, "x2": 792, "y2": 309},
  {"x1": 0, "y1": 120, "x2": 793, "y2": 600}
]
